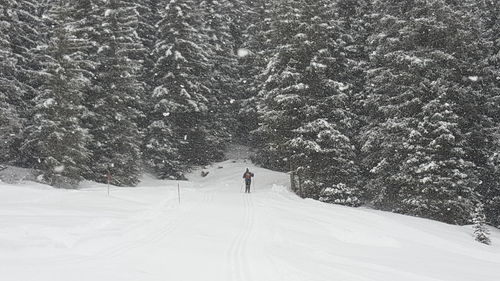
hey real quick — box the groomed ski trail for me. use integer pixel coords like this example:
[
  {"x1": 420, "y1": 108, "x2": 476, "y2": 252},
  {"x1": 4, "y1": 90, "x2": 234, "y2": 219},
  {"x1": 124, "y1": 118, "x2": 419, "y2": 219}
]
[
  {"x1": 226, "y1": 193, "x2": 255, "y2": 281},
  {"x1": 1, "y1": 157, "x2": 500, "y2": 281}
]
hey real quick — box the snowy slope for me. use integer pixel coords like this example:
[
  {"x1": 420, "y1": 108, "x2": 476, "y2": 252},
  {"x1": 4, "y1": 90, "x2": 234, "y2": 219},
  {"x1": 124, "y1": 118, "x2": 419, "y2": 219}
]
[{"x1": 1, "y1": 157, "x2": 500, "y2": 281}]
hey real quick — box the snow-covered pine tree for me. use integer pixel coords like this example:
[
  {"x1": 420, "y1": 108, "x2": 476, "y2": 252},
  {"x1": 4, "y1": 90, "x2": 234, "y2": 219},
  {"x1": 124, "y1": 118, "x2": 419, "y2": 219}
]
[
  {"x1": 239, "y1": 0, "x2": 273, "y2": 72},
  {"x1": 361, "y1": 0, "x2": 486, "y2": 223},
  {"x1": 482, "y1": 0, "x2": 500, "y2": 100},
  {"x1": 473, "y1": 203, "x2": 491, "y2": 245},
  {"x1": 142, "y1": 103, "x2": 182, "y2": 179},
  {"x1": 235, "y1": 0, "x2": 273, "y2": 143},
  {"x1": 400, "y1": 98, "x2": 480, "y2": 224},
  {"x1": 134, "y1": 0, "x2": 180, "y2": 179},
  {"x1": 315, "y1": 0, "x2": 373, "y2": 204},
  {"x1": 85, "y1": 0, "x2": 144, "y2": 186},
  {"x1": 329, "y1": 0, "x2": 375, "y2": 202},
  {"x1": 256, "y1": 0, "x2": 360, "y2": 204},
  {"x1": 66, "y1": 0, "x2": 103, "y2": 182},
  {"x1": 472, "y1": 0, "x2": 500, "y2": 228},
  {"x1": 199, "y1": 0, "x2": 238, "y2": 158},
  {"x1": 135, "y1": 0, "x2": 159, "y2": 77},
  {"x1": 200, "y1": 0, "x2": 238, "y2": 96},
  {"x1": 453, "y1": 0, "x2": 500, "y2": 228},
  {"x1": 360, "y1": 0, "x2": 430, "y2": 210},
  {"x1": 1, "y1": 0, "x2": 45, "y2": 166},
  {"x1": 411, "y1": 1, "x2": 491, "y2": 224},
  {"x1": 255, "y1": 0, "x2": 308, "y2": 170},
  {"x1": 335, "y1": 0, "x2": 373, "y2": 130},
  {"x1": 335, "y1": 0, "x2": 372, "y2": 101},
  {"x1": 297, "y1": 0, "x2": 361, "y2": 204},
  {"x1": 306, "y1": 120, "x2": 360, "y2": 206},
  {"x1": 0, "y1": 0, "x2": 23, "y2": 163},
  {"x1": 7, "y1": 0, "x2": 43, "y2": 96},
  {"x1": 132, "y1": 0, "x2": 160, "y2": 130},
  {"x1": 144, "y1": 0, "x2": 213, "y2": 178},
  {"x1": 19, "y1": 0, "x2": 91, "y2": 187},
  {"x1": 69, "y1": 0, "x2": 103, "y2": 88},
  {"x1": 229, "y1": 0, "x2": 271, "y2": 145},
  {"x1": 487, "y1": 143, "x2": 500, "y2": 227}
]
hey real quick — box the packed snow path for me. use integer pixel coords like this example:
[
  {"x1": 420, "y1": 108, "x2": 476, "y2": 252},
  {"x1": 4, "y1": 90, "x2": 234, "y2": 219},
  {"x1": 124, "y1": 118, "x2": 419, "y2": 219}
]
[{"x1": 1, "y1": 159, "x2": 500, "y2": 281}]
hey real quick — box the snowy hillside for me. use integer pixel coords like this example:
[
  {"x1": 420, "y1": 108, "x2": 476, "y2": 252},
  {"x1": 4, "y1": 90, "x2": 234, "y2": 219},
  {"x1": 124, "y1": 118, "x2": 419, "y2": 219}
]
[{"x1": 1, "y1": 158, "x2": 500, "y2": 281}]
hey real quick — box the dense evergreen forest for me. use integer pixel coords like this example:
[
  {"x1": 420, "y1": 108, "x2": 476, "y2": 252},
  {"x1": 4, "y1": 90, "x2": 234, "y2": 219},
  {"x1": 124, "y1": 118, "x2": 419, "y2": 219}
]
[{"x1": 1, "y1": 0, "x2": 499, "y2": 233}]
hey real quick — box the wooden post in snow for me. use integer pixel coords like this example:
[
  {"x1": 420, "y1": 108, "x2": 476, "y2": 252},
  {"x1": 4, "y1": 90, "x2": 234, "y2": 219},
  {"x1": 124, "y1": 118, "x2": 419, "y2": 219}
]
[
  {"x1": 107, "y1": 170, "x2": 111, "y2": 196},
  {"x1": 178, "y1": 182, "x2": 181, "y2": 204},
  {"x1": 298, "y1": 172, "x2": 303, "y2": 198}
]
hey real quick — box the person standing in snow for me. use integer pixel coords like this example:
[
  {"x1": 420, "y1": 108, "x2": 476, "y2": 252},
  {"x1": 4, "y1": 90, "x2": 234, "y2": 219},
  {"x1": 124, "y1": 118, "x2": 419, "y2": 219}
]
[{"x1": 242, "y1": 168, "x2": 254, "y2": 193}]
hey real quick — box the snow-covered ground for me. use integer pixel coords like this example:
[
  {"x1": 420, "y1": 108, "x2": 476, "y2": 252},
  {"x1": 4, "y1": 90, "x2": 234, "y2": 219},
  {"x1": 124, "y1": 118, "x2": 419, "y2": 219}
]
[{"x1": 1, "y1": 157, "x2": 500, "y2": 281}]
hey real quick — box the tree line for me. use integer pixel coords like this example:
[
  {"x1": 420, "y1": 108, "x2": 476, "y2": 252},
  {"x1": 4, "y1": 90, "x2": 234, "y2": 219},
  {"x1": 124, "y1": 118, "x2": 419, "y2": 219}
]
[
  {"x1": 243, "y1": 0, "x2": 499, "y2": 234},
  {"x1": 1, "y1": 0, "x2": 242, "y2": 186},
  {"x1": 1, "y1": 0, "x2": 499, "y2": 236}
]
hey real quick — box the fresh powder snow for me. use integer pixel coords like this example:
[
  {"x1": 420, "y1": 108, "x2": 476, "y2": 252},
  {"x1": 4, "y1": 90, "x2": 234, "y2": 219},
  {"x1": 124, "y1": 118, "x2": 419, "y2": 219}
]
[{"x1": 1, "y1": 156, "x2": 499, "y2": 281}]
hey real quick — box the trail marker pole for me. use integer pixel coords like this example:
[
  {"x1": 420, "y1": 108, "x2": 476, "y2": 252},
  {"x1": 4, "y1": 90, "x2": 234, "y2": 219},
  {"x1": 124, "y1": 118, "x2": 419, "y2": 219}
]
[
  {"x1": 107, "y1": 170, "x2": 111, "y2": 196},
  {"x1": 298, "y1": 173, "x2": 303, "y2": 198},
  {"x1": 178, "y1": 182, "x2": 181, "y2": 204}
]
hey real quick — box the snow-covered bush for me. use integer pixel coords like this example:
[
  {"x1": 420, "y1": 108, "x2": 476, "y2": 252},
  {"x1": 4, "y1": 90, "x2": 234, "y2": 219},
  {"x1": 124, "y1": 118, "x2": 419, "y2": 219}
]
[
  {"x1": 319, "y1": 183, "x2": 361, "y2": 207},
  {"x1": 472, "y1": 203, "x2": 491, "y2": 245}
]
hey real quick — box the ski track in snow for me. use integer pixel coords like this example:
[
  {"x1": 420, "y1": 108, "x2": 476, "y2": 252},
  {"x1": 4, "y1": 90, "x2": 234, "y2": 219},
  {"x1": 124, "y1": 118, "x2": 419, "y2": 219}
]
[
  {"x1": 92, "y1": 187, "x2": 215, "y2": 262},
  {"x1": 25, "y1": 199, "x2": 160, "y2": 265},
  {"x1": 1, "y1": 154, "x2": 500, "y2": 281},
  {"x1": 96, "y1": 192, "x2": 208, "y2": 259},
  {"x1": 226, "y1": 193, "x2": 254, "y2": 281}
]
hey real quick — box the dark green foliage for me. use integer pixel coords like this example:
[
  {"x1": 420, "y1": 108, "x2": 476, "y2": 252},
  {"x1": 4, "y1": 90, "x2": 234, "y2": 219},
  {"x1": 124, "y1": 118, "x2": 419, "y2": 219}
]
[
  {"x1": 473, "y1": 203, "x2": 491, "y2": 244},
  {"x1": 19, "y1": 0, "x2": 91, "y2": 187},
  {"x1": 0, "y1": 0, "x2": 44, "y2": 166},
  {"x1": 84, "y1": 0, "x2": 144, "y2": 186},
  {"x1": 234, "y1": 0, "x2": 273, "y2": 143},
  {"x1": 144, "y1": 0, "x2": 214, "y2": 178},
  {"x1": 470, "y1": 0, "x2": 500, "y2": 227},
  {"x1": 200, "y1": 0, "x2": 238, "y2": 159},
  {"x1": 0, "y1": 0, "x2": 23, "y2": 163},
  {"x1": 255, "y1": 0, "x2": 361, "y2": 205},
  {"x1": 358, "y1": 0, "x2": 491, "y2": 224},
  {"x1": 133, "y1": 0, "x2": 160, "y2": 130}
]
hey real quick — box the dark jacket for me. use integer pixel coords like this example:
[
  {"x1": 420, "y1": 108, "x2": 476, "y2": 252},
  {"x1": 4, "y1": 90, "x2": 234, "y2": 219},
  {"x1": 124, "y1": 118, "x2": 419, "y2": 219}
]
[{"x1": 243, "y1": 171, "x2": 254, "y2": 182}]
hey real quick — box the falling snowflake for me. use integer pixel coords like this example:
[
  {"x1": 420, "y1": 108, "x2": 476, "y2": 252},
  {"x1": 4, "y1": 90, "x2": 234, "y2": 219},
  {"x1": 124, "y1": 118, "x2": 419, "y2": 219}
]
[
  {"x1": 237, "y1": 48, "x2": 250, "y2": 58},
  {"x1": 54, "y1": 165, "x2": 65, "y2": 173}
]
